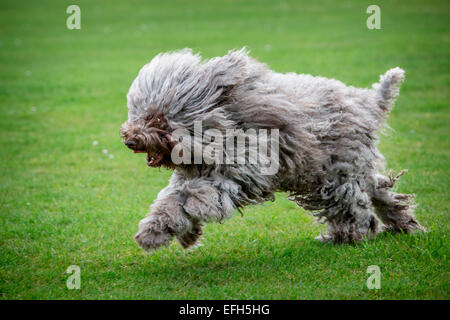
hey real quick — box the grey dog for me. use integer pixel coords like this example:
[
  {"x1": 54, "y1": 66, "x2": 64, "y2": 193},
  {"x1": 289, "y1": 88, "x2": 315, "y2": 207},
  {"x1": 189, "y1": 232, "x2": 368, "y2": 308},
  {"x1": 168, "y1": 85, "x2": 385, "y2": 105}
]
[{"x1": 120, "y1": 48, "x2": 425, "y2": 251}]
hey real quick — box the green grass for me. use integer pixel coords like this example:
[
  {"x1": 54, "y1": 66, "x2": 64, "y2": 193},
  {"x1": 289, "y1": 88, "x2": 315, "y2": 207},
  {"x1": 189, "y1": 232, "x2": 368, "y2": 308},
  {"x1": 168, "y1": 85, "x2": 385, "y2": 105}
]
[{"x1": 0, "y1": 0, "x2": 449, "y2": 299}]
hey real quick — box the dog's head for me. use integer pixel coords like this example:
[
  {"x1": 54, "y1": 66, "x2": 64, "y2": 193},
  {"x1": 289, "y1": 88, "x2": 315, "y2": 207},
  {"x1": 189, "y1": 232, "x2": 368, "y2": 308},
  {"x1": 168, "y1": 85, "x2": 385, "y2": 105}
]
[
  {"x1": 121, "y1": 48, "x2": 261, "y2": 168},
  {"x1": 120, "y1": 113, "x2": 176, "y2": 168}
]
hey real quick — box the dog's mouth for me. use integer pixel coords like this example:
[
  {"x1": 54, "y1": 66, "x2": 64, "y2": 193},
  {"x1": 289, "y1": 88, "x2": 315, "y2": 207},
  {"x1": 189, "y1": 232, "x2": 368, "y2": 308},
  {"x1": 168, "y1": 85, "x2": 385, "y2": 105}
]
[
  {"x1": 131, "y1": 149, "x2": 165, "y2": 167},
  {"x1": 145, "y1": 152, "x2": 164, "y2": 167}
]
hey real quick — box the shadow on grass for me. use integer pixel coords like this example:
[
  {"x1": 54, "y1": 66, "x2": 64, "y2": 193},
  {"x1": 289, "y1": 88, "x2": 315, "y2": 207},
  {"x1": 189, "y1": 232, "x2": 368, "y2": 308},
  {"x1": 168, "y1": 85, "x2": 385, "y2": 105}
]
[{"x1": 131, "y1": 231, "x2": 428, "y2": 289}]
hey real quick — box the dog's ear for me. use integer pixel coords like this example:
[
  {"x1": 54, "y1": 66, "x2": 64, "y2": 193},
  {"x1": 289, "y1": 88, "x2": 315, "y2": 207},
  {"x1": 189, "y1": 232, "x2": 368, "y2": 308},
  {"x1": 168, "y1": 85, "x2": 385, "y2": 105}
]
[
  {"x1": 203, "y1": 48, "x2": 250, "y2": 88},
  {"x1": 163, "y1": 48, "x2": 253, "y2": 120}
]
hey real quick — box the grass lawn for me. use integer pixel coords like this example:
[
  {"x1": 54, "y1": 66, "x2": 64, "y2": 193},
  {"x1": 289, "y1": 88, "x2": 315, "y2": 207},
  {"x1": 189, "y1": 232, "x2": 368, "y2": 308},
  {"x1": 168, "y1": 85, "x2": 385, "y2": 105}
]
[{"x1": 0, "y1": 0, "x2": 448, "y2": 299}]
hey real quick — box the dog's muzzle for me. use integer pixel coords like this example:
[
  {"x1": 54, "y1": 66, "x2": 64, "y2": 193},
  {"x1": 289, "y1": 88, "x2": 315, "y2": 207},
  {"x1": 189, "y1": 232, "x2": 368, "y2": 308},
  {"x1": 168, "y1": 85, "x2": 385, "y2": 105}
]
[{"x1": 124, "y1": 140, "x2": 136, "y2": 148}]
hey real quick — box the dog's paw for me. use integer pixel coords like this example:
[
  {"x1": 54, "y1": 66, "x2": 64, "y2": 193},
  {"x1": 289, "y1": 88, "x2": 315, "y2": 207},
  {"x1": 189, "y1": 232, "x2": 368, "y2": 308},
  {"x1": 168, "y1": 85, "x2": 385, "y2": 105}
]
[
  {"x1": 134, "y1": 216, "x2": 174, "y2": 251},
  {"x1": 176, "y1": 222, "x2": 204, "y2": 249},
  {"x1": 134, "y1": 228, "x2": 172, "y2": 251},
  {"x1": 378, "y1": 220, "x2": 426, "y2": 234},
  {"x1": 315, "y1": 234, "x2": 332, "y2": 243}
]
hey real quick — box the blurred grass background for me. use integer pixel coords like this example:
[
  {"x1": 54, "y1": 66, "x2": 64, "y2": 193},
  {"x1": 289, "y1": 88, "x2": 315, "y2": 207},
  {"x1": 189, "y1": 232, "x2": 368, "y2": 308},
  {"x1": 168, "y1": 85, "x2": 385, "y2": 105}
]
[{"x1": 0, "y1": 0, "x2": 448, "y2": 299}]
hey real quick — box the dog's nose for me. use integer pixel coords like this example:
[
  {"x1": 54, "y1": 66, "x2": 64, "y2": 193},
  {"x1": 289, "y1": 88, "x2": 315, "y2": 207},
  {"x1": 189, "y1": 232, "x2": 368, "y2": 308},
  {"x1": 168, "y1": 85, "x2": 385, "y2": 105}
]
[{"x1": 124, "y1": 140, "x2": 136, "y2": 148}]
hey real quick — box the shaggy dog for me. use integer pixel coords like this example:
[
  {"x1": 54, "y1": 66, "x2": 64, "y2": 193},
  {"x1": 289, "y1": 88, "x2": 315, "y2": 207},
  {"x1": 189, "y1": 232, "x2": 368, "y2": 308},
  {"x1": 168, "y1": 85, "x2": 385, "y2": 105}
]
[{"x1": 120, "y1": 48, "x2": 425, "y2": 251}]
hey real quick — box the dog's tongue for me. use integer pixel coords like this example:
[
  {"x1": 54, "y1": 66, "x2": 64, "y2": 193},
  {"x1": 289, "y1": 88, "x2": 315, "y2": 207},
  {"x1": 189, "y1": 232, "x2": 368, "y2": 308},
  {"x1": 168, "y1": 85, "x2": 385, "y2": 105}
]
[{"x1": 133, "y1": 150, "x2": 146, "y2": 154}]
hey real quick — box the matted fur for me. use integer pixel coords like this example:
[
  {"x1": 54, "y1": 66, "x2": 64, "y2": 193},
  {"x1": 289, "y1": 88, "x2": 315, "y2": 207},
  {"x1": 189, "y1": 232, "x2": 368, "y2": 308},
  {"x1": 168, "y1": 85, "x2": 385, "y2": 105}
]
[{"x1": 121, "y1": 48, "x2": 425, "y2": 251}]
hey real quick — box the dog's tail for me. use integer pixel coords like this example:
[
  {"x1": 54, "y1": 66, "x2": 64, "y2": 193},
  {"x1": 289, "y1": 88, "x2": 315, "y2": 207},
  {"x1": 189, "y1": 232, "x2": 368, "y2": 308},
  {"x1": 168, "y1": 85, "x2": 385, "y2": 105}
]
[{"x1": 372, "y1": 67, "x2": 405, "y2": 113}]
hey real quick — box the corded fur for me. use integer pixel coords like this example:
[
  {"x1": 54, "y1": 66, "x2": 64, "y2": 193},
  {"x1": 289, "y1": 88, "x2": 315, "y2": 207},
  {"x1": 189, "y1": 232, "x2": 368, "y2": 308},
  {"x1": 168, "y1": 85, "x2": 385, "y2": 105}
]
[{"x1": 122, "y1": 48, "x2": 425, "y2": 251}]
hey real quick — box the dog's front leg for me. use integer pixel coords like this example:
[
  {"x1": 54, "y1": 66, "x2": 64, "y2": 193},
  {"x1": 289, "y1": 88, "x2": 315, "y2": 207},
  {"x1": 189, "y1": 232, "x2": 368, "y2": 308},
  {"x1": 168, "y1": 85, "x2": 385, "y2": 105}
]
[
  {"x1": 175, "y1": 220, "x2": 204, "y2": 249},
  {"x1": 135, "y1": 173, "x2": 238, "y2": 251},
  {"x1": 174, "y1": 177, "x2": 237, "y2": 247},
  {"x1": 134, "y1": 185, "x2": 193, "y2": 251}
]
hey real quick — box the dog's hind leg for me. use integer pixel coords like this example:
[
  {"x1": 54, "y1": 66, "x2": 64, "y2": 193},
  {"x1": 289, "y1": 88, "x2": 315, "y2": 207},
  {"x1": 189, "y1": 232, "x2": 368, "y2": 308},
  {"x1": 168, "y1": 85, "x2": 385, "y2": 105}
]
[
  {"x1": 317, "y1": 208, "x2": 379, "y2": 244},
  {"x1": 315, "y1": 178, "x2": 379, "y2": 244},
  {"x1": 370, "y1": 172, "x2": 425, "y2": 233}
]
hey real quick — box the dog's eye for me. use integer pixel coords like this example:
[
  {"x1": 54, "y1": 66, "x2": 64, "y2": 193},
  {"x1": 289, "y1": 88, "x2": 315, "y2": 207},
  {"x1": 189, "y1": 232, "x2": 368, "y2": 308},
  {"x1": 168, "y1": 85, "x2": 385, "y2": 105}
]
[{"x1": 157, "y1": 118, "x2": 161, "y2": 122}]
